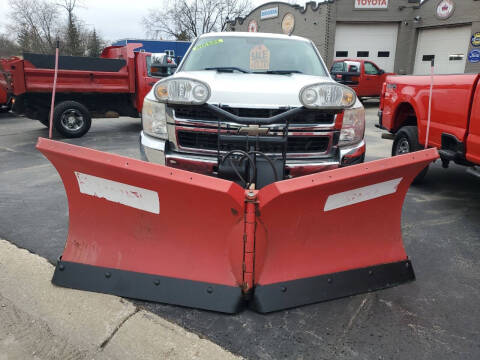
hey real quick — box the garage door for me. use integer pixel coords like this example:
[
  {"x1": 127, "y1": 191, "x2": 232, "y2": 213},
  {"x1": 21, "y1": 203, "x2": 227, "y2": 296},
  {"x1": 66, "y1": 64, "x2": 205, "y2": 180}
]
[
  {"x1": 413, "y1": 26, "x2": 471, "y2": 75},
  {"x1": 334, "y1": 23, "x2": 398, "y2": 72}
]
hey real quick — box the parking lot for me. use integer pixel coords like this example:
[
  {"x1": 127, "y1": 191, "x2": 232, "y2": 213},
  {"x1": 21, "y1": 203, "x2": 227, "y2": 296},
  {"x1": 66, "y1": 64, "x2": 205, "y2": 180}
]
[{"x1": 1, "y1": 103, "x2": 479, "y2": 360}]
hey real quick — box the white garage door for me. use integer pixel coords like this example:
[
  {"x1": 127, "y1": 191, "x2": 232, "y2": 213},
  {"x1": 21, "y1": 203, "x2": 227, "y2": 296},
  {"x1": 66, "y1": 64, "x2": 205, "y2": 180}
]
[
  {"x1": 413, "y1": 26, "x2": 471, "y2": 75},
  {"x1": 334, "y1": 23, "x2": 399, "y2": 72}
]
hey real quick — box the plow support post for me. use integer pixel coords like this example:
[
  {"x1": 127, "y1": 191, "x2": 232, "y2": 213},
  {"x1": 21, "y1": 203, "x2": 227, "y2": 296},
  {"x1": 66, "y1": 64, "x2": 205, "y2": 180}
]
[
  {"x1": 37, "y1": 138, "x2": 246, "y2": 313},
  {"x1": 252, "y1": 149, "x2": 439, "y2": 313}
]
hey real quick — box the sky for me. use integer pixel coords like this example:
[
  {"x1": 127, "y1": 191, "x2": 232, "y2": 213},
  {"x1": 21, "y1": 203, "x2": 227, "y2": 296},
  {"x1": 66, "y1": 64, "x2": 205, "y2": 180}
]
[{"x1": 0, "y1": 0, "x2": 305, "y2": 43}]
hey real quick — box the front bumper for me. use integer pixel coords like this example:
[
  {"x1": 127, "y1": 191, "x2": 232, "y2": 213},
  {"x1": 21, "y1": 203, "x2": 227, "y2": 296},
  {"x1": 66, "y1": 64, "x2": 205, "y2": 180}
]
[{"x1": 140, "y1": 131, "x2": 365, "y2": 177}]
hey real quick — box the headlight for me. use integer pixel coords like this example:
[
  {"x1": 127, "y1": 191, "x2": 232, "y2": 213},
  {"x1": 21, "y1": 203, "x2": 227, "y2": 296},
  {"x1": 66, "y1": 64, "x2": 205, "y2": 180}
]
[
  {"x1": 154, "y1": 77, "x2": 210, "y2": 105},
  {"x1": 299, "y1": 83, "x2": 356, "y2": 109},
  {"x1": 339, "y1": 106, "x2": 365, "y2": 147},
  {"x1": 142, "y1": 98, "x2": 167, "y2": 139}
]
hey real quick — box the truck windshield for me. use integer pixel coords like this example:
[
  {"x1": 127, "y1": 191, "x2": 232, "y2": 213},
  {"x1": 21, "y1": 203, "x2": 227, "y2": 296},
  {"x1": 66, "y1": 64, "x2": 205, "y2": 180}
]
[{"x1": 181, "y1": 36, "x2": 327, "y2": 76}]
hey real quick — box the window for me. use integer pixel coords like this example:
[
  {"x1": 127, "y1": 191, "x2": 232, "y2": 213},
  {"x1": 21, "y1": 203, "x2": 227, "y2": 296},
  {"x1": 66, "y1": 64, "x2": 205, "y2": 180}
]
[
  {"x1": 378, "y1": 51, "x2": 390, "y2": 58},
  {"x1": 165, "y1": 50, "x2": 175, "y2": 57},
  {"x1": 181, "y1": 36, "x2": 328, "y2": 76},
  {"x1": 357, "y1": 51, "x2": 369, "y2": 57},
  {"x1": 336, "y1": 51, "x2": 348, "y2": 57},
  {"x1": 422, "y1": 55, "x2": 435, "y2": 61},
  {"x1": 364, "y1": 62, "x2": 380, "y2": 75},
  {"x1": 449, "y1": 54, "x2": 464, "y2": 61},
  {"x1": 331, "y1": 62, "x2": 346, "y2": 72}
]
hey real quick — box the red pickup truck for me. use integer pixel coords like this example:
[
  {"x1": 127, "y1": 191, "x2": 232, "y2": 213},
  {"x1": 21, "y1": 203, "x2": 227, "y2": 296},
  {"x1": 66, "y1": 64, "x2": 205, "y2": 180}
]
[
  {"x1": 0, "y1": 44, "x2": 174, "y2": 137},
  {"x1": 330, "y1": 59, "x2": 393, "y2": 99},
  {"x1": 378, "y1": 73, "x2": 480, "y2": 180}
]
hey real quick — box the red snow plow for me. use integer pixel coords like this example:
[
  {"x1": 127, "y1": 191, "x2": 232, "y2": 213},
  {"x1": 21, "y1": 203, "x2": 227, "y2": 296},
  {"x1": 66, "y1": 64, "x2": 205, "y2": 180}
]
[{"x1": 37, "y1": 138, "x2": 438, "y2": 313}]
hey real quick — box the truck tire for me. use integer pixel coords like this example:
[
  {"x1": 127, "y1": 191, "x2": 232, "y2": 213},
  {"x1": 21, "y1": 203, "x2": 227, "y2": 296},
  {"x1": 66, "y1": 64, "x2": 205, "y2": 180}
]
[
  {"x1": 392, "y1": 126, "x2": 429, "y2": 184},
  {"x1": 53, "y1": 101, "x2": 91, "y2": 138}
]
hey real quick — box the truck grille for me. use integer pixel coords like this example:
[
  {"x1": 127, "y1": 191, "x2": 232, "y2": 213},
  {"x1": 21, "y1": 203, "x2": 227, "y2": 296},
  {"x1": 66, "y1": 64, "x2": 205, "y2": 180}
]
[
  {"x1": 177, "y1": 131, "x2": 330, "y2": 153},
  {"x1": 172, "y1": 106, "x2": 334, "y2": 124}
]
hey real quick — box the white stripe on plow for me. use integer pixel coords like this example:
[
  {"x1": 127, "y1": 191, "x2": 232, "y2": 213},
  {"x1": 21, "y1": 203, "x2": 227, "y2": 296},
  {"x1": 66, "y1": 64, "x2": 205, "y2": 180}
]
[
  {"x1": 324, "y1": 178, "x2": 402, "y2": 212},
  {"x1": 75, "y1": 172, "x2": 160, "y2": 214}
]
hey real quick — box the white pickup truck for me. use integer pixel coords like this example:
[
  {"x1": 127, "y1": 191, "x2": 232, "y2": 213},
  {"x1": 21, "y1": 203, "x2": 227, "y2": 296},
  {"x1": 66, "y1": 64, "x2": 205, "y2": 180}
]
[{"x1": 140, "y1": 32, "x2": 365, "y2": 187}]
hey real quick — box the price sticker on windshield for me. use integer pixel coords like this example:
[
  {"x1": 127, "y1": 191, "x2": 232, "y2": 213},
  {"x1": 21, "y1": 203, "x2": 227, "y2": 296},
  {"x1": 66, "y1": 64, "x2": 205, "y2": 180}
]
[{"x1": 250, "y1": 45, "x2": 270, "y2": 70}]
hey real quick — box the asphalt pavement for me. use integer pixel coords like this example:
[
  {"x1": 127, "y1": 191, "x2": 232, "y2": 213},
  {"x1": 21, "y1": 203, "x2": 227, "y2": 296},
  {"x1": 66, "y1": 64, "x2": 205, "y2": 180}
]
[{"x1": 0, "y1": 106, "x2": 479, "y2": 360}]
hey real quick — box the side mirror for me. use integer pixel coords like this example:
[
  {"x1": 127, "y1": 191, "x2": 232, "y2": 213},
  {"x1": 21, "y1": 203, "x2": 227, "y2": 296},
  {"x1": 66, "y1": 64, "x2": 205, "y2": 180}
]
[
  {"x1": 379, "y1": 69, "x2": 385, "y2": 75},
  {"x1": 150, "y1": 63, "x2": 177, "y2": 77}
]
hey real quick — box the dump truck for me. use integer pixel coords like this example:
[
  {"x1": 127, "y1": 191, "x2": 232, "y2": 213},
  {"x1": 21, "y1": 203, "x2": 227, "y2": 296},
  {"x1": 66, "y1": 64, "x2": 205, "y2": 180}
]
[
  {"x1": 0, "y1": 44, "x2": 176, "y2": 137},
  {"x1": 0, "y1": 59, "x2": 12, "y2": 112},
  {"x1": 330, "y1": 59, "x2": 394, "y2": 99},
  {"x1": 0, "y1": 86, "x2": 9, "y2": 112},
  {"x1": 378, "y1": 73, "x2": 480, "y2": 180},
  {"x1": 37, "y1": 32, "x2": 438, "y2": 313}
]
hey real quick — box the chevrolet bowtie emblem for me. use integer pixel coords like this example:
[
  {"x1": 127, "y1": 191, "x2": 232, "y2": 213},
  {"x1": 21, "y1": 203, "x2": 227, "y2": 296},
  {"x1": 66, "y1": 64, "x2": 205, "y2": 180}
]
[{"x1": 238, "y1": 125, "x2": 269, "y2": 136}]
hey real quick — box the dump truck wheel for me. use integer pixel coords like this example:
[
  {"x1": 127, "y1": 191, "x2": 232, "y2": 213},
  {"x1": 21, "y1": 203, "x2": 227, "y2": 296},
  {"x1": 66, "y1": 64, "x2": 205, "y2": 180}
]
[
  {"x1": 392, "y1": 126, "x2": 429, "y2": 183},
  {"x1": 53, "y1": 101, "x2": 91, "y2": 138}
]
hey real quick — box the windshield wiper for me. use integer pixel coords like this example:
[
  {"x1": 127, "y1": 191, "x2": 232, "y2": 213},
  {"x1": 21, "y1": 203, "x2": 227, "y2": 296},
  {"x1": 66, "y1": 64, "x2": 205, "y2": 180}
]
[
  {"x1": 255, "y1": 70, "x2": 303, "y2": 75},
  {"x1": 204, "y1": 67, "x2": 251, "y2": 73}
]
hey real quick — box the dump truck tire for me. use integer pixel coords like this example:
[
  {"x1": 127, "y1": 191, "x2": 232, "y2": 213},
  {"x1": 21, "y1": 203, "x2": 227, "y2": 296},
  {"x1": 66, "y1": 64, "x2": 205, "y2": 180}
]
[
  {"x1": 392, "y1": 126, "x2": 429, "y2": 184},
  {"x1": 53, "y1": 101, "x2": 91, "y2": 138}
]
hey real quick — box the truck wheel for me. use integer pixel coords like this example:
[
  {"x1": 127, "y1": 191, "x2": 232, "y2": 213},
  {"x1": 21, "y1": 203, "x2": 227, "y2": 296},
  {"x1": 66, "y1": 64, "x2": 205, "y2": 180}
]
[
  {"x1": 53, "y1": 101, "x2": 91, "y2": 138},
  {"x1": 392, "y1": 126, "x2": 428, "y2": 184}
]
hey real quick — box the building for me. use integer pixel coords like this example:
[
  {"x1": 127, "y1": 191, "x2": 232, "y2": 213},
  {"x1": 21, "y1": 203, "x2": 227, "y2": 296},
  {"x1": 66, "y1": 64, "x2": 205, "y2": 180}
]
[
  {"x1": 227, "y1": 0, "x2": 480, "y2": 74},
  {"x1": 111, "y1": 39, "x2": 191, "y2": 61}
]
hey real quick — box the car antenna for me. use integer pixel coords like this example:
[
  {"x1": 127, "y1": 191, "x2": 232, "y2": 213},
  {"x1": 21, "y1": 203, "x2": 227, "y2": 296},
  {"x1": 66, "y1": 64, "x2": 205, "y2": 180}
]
[{"x1": 425, "y1": 57, "x2": 434, "y2": 149}]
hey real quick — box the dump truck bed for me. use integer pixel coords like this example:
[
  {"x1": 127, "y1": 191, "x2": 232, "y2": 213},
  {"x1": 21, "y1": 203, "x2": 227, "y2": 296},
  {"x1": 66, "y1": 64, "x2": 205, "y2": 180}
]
[{"x1": 0, "y1": 45, "x2": 140, "y2": 97}]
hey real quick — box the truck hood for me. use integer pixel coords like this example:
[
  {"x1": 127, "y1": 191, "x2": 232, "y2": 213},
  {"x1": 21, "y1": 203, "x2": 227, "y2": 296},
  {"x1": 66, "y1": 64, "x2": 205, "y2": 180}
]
[{"x1": 172, "y1": 71, "x2": 334, "y2": 108}]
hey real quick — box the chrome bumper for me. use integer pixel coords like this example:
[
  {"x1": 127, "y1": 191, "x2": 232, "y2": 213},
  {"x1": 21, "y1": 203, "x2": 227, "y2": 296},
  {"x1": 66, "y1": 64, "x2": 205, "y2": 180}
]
[{"x1": 141, "y1": 131, "x2": 365, "y2": 177}]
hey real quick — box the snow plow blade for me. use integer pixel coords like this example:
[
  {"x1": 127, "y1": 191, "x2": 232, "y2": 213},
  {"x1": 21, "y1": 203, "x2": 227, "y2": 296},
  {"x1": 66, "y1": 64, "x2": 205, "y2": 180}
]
[
  {"x1": 37, "y1": 137, "x2": 438, "y2": 313},
  {"x1": 37, "y1": 138, "x2": 246, "y2": 313},
  {"x1": 251, "y1": 148, "x2": 439, "y2": 312}
]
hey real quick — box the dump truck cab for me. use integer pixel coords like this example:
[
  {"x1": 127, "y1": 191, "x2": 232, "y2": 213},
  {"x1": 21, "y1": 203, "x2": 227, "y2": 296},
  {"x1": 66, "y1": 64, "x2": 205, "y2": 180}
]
[{"x1": 140, "y1": 32, "x2": 366, "y2": 181}]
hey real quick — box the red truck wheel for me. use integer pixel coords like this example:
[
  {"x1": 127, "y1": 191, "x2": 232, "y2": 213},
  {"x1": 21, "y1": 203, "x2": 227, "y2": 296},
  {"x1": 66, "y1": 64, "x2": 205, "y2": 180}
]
[
  {"x1": 392, "y1": 126, "x2": 429, "y2": 183},
  {"x1": 53, "y1": 101, "x2": 91, "y2": 138}
]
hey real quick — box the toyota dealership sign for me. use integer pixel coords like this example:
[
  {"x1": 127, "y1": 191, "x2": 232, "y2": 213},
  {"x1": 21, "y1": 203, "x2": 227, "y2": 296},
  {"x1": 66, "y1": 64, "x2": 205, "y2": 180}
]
[{"x1": 355, "y1": 0, "x2": 388, "y2": 9}]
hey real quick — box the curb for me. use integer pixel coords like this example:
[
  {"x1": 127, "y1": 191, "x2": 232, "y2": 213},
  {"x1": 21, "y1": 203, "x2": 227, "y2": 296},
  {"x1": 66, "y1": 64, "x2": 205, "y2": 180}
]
[{"x1": 0, "y1": 239, "x2": 241, "y2": 359}]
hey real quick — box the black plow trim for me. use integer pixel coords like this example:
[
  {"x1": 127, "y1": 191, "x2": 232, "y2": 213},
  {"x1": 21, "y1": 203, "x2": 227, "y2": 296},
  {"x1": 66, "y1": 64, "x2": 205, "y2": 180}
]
[
  {"x1": 52, "y1": 259, "x2": 244, "y2": 314},
  {"x1": 52, "y1": 259, "x2": 414, "y2": 314},
  {"x1": 251, "y1": 260, "x2": 415, "y2": 313}
]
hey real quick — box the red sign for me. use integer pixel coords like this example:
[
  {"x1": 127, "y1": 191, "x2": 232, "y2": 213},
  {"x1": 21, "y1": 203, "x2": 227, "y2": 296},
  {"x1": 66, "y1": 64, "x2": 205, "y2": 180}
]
[
  {"x1": 354, "y1": 0, "x2": 388, "y2": 9},
  {"x1": 436, "y1": 0, "x2": 455, "y2": 20}
]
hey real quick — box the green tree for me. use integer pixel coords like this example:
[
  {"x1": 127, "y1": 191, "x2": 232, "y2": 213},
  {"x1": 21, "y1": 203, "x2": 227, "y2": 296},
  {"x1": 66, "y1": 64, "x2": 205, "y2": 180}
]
[
  {"x1": 87, "y1": 29, "x2": 102, "y2": 57},
  {"x1": 59, "y1": 0, "x2": 83, "y2": 56}
]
